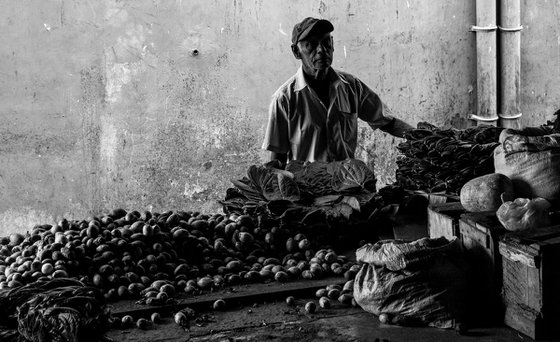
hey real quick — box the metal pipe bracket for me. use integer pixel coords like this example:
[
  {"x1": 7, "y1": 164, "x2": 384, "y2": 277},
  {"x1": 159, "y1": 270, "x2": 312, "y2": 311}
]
[
  {"x1": 470, "y1": 25, "x2": 498, "y2": 32},
  {"x1": 470, "y1": 114, "x2": 499, "y2": 122},
  {"x1": 498, "y1": 25, "x2": 524, "y2": 32},
  {"x1": 498, "y1": 113, "x2": 523, "y2": 120}
]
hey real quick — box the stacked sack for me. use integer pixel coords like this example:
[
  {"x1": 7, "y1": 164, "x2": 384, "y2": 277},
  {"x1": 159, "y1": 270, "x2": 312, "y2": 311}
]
[{"x1": 494, "y1": 126, "x2": 560, "y2": 202}]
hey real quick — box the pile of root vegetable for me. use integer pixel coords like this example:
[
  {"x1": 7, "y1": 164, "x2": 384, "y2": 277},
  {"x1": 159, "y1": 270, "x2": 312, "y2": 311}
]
[
  {"x1": 0, "y1": 209, "x2": 363, "y2": 297},
  {"x1": 0, "y1": 205, "x2": 378, "y2": 339},
  {"x1": 396, "y1": 122, "x2": 504, "y2": 195}
]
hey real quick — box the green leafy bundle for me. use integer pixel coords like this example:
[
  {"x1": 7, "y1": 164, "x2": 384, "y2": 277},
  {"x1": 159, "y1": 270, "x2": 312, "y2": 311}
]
[{"x1": 396, "y1": 123, "x2": 503, "y2": 195}]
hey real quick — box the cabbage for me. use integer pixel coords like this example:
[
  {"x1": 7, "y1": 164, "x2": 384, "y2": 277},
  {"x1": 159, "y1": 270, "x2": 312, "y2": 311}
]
[
  {"x1": 230, "y1": 158, "x2": 375, "y2": 206},
  {"x1": 330, "y1": 159, "x2": 376, "y2": 193},
  {"x1": 289, "y1": 160, "x2": 333, "y2": 197},
  {"x1": 246, "y1": 165, "x2": 300, "y2": 201}
]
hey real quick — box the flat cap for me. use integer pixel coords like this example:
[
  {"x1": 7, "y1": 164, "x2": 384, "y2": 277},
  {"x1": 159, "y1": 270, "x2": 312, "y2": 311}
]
[{"x1": 291, "y1": 17, "x2": 334, "y2": 44}]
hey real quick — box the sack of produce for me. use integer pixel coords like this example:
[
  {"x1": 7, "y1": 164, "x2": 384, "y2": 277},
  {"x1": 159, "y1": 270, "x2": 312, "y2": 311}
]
[
  {"x1": 353, "y1": 237, "x2": 467, "y2": 329},
  {"x1": 494, "y1": 127, "x2": 560, "y2": 202},
  {"x1": 496, "y1": 197, "x2": 552, "y2": 232}
]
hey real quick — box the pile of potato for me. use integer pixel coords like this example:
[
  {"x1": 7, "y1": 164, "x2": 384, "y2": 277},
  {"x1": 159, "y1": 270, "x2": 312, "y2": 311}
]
[{"x1": 0, "y1": 208, "x2": 359, "y2": 303}]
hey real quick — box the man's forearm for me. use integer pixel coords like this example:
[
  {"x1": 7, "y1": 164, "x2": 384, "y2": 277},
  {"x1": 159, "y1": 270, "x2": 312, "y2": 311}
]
[{"x1": 380, "y1": 118, "x2": 414, "y2": 138}]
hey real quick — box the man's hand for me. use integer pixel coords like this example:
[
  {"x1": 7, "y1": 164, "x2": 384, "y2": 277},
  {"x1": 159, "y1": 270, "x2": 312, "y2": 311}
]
[
  {"x1": 380, "y1": 118, "x2": 415, "y2": 138},
  {"x1": 270, "y1": 152, "x2": 287, "y2": 169}
]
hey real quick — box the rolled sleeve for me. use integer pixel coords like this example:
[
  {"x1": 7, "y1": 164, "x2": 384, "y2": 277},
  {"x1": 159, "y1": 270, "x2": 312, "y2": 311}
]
[
  {"x1": 357, "y1": 82, "x2": 394, "y2": 130},
  {"x1": 262, "y1": 94, "x2": 290, "y2": 154}
]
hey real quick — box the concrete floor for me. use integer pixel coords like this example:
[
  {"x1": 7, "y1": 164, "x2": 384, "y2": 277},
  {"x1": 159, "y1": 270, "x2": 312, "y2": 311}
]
[
  {"x1": 105, "y1": 207, "x2": 551, "y2": 342},
  {"x1": 106, "y1": 298, "x2": 534, "y2": 342}
]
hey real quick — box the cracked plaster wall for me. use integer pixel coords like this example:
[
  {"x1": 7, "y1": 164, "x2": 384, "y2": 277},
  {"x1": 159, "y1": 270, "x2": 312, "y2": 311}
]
[{"x1": 0, "y1": 0, "x2": 559, "y2": 234}]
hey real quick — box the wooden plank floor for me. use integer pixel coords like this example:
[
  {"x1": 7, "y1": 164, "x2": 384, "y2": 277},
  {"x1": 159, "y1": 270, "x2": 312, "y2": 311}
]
[{"x1": 111, "y1": 276, "x2": 348, "y2": 317}]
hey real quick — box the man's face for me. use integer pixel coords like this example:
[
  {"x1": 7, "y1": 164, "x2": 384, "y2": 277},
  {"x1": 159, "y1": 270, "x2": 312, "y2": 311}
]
[{"x1": 293, "y1": 31, "x2": 334, "y2": 77}]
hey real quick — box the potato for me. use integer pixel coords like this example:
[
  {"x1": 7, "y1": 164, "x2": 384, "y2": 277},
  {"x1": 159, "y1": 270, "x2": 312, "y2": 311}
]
[
  {"x1": 174, "y1": 312, "x2": 187, "y2": 326},
  {"x1": 327, "y1": 289, "x2": 340, "y2": 300},
  {"x1": 121, "y1": 315, "x2": 134, "y2": 328},
  {"x1": 316, "y1": 288, "x2": 328, "y2": 298},
  {"x1": 274, "y1": 271, "x2": 289, "y2": 282},
  {"x1": 213, "y1": 299, "x2": 226, "y2": 310},
  {"x1": 304, "y1": 301, "x2": 316, "y2": 313},
  {"x1": 379, "y1": 313, "x2": 390, "y2": 324},
  {"x1": 338, "y1": 293, "x2": 353, "y2": 305},
  {"x1": 285, "y1": 296, "x2": 296, "y2": 306},
  {"x1": 136, "y1": 318, "x2": 149, "y2": 330},
  {"x1": 319, "y1": 296, "x2": 331, "y2": 309}
]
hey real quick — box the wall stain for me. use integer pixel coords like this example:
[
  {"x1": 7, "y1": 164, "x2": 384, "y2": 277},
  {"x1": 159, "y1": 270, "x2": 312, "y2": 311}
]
[
  {"x1": 77, "y1": 65, "x2": 105, "y2": 214},
  {"x1": 318, "y1": 1, "x2": 328, "y2": 15}
]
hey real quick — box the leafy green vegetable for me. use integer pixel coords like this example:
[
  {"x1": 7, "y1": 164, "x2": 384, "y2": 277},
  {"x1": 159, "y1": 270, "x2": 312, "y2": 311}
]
[
  {"x1": 262, "y1": 169, "x2": 300, "y2": 201},
  {"x1": 227, "y1": 159, "x2": 377, "y2": 218},
  {"x1": 231, "y1": 178, "x2": 266, "y2": 202},
  {"x1": 289, "y1": 160, "x2": 334, "y2": 197},
  {"x1": 246, "y1": 165, "x2": 300, "y2": 202},
  {"x1": 331, "y1": 159, "x2": 376, "y2": 193}
]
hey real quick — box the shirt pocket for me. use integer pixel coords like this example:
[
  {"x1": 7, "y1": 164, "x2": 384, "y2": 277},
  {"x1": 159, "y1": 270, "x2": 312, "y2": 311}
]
[
  {"x1": 337, "y1": 110, "x2": 357, "y2": 139},
  {"x1": 335, "y1": 95, "x2": 357, "y2": 115},
  {"x1": 335, "y1": 95, "x2": 357, "y2": 122},
  {"x1": 335, "y1": 98, "x2": 357, "y2": 135}
]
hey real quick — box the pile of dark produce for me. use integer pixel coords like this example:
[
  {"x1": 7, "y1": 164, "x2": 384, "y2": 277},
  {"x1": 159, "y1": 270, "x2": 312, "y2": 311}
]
[
  {"x1": 0, "y1": 209, "x2": 362, "y2": 297},
  {"x1": 396, "y1": 122, "x2": 504, "y2": 195}
]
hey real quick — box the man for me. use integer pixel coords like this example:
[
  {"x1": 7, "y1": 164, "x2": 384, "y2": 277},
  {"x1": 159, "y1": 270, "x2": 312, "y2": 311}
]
[{"x1": 262, "y1": 17, "x2": 413, "y2": 167}]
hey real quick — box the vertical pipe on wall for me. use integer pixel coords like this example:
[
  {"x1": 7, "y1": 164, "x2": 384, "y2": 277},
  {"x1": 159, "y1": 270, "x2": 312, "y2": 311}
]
[
  {"x1": 498, "y1": 0, "x2": 522, "y2": 128},
  {"x1": 471, "y1": 0, "x2": 498, "y2": 126}
]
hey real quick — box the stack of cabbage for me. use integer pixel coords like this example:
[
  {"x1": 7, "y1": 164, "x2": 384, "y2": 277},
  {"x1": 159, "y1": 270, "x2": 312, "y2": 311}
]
[{"x1": 222, "y1": 158, "x2": 385, "y2": 221}]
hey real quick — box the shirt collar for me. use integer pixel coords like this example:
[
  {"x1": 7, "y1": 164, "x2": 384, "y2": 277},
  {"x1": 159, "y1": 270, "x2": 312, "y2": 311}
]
[{"x1": 294, "y1": 66, "x2": 348, "y2": 92}]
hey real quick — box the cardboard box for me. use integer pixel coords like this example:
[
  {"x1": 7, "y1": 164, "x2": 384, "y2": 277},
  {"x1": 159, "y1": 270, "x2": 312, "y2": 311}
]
[
  {"x1": 499, "y1": 227, "x2": 560, "y2": 340},
  {"x1": 427, "y1": 202, "x2": 466, "y2": 240}
]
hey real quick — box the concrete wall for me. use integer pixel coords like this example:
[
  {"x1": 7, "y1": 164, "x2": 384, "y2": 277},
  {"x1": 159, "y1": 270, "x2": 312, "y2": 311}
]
[
  {"x1": 521, "y1": 0, "x2": 560, "y2": 125},
  {"x1": 0, "y1": 0, "x2": 559, "y2": 234}
]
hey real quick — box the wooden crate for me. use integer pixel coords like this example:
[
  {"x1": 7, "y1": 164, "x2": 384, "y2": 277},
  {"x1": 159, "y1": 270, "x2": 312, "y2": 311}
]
[
  {"x1": 499, "y1": 227, "x2": 560, "y2": 340},
  {"x1": 459, "y1": 212, "x2": 508, "y2": 324},
  {"x1": 427, "y1": 202, "x2": 466, "y2": 240},
  {"x1": 459, "y1": 211, "x2": 507, "y2": 272}
]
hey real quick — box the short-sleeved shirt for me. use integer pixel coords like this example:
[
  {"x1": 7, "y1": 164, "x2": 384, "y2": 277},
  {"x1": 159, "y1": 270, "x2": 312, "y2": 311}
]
[{"x1": 262, "y1": 66, "x2": 395, "y2": 162}]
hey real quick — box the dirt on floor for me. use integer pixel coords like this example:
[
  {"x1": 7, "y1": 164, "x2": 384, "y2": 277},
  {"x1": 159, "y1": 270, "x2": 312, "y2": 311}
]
[
  {"x1": 107, "y1": 297, "x2": 366, "y2": 342},
  {"x1": 105, "y1": 295, "x2": 533, "y2": 342}
]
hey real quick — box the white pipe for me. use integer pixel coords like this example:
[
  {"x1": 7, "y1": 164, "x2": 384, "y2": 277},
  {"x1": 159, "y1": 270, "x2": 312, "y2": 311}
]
[
  {"x1": 471, "y1": 0, "x2": 498, "y2": 126},
  {"x1": 499, "y1": 0, "x2": 522, "y2": 129}
]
